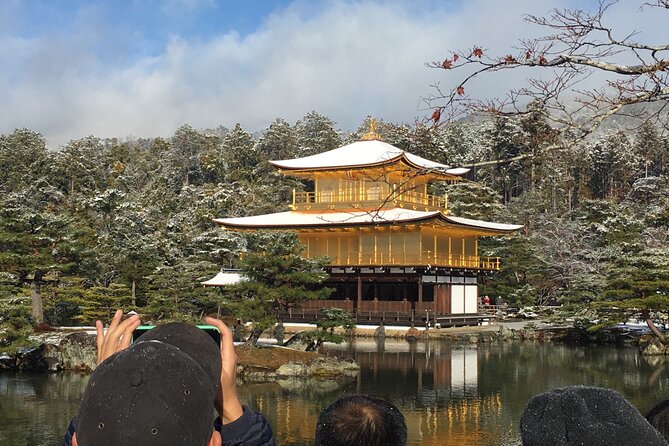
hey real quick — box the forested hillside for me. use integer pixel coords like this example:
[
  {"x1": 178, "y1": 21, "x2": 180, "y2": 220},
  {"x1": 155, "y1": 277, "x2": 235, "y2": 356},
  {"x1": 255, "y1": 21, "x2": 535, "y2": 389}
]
[{"x1": 1, "y1": 108, "x2": 668, "y2": 339}]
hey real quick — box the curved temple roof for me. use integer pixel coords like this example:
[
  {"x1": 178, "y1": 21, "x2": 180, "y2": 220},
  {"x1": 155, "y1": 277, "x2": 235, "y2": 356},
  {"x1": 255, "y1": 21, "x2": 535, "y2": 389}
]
[
  {"x1": 215, "y1": 209, "x2": 523, "y2": 234},
  {"x1": 270, "y1": 139, "x2": 470, "y2": 176},
  {"x1": 201, "y1": 270, "x2": 245, "y2": 286}
]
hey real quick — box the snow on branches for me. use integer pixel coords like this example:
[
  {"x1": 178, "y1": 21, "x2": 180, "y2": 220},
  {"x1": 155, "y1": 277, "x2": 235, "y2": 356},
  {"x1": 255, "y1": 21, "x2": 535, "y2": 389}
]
[{"x1": 425, "y1": 1, "x2": 669, "y2": 139}]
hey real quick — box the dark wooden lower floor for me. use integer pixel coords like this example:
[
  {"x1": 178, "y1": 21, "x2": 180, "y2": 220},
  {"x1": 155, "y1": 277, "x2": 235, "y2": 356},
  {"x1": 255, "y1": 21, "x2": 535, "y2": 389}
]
[
  {"x1": 278, "y1": 268, "x2": 489, "y2": 326},
  {"x1": 278, "y1": 300, "x2": 496, "y2": 327}
]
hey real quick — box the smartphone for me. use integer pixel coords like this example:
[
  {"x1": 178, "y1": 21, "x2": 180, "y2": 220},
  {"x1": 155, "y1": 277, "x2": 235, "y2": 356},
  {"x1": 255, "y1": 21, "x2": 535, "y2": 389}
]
[{"x1": 132, "y1": 324, "x2": 221, "y2": 345}]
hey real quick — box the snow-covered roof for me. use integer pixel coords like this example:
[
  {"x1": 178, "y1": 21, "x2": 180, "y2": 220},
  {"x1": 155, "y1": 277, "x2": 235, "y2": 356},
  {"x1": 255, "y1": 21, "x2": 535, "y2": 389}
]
[
  {"x1": 214, "y1": 209, "x2": 523, "y2": 234},
  {"x1": 444, "y1": 215, "x2": 525, "y2": 232},
  {"x1": 270, "y1": 139, "x2": 470, "y2": 176},
  {"x1": 201, "y1": 270, "x2": 246, "y2": 287}
]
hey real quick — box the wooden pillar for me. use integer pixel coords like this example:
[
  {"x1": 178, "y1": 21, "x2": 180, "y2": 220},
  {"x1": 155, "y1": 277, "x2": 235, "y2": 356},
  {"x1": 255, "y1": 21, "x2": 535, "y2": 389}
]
[
  {"x1": 357, "y1": 275, "x2": 362, "y2": 307},
  {"x1": 388, "y1": 228, "x2": 393, "y2": 264},
  {"x1": 448, "y1": 237, "x2": 452, "y2": 266},
  {"x1": 445, "y1": 285, "x2": 452, "y2": 315},
  {"x1": 475, "y1": 238, "x2": 478, "y2": 256},
  {"x1": 418, "y1": 276, "x2": 423, "y2": 304},
  {"x1": 337, "y1": 237, "x2": 341, "y2": 264}
]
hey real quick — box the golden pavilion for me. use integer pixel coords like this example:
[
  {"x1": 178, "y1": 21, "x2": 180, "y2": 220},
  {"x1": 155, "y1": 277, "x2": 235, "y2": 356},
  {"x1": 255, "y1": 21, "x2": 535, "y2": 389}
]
[{"x1": 214, "y1": 125, "x2": 522, "y2": 325}]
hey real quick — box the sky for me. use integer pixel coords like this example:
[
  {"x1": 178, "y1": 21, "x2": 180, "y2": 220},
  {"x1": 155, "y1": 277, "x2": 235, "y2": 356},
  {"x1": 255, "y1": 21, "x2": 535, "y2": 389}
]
[{"x1": 0, "y1": 0, "x2": 665, "y2": 148}]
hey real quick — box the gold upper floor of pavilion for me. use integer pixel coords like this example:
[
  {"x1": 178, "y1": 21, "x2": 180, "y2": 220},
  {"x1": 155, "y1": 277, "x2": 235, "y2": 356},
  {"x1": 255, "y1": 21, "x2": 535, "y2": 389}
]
[
  {"x1": 290, "y1": 184, "x2": 449, "y2": 212},
  {"x1": 274, "y1": 133, "x2": 468, "y2": 213}
]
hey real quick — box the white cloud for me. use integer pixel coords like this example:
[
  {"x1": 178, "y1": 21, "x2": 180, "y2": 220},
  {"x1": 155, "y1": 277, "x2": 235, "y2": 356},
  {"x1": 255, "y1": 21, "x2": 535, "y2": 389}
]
[{"x1": 0, "y1": 0, "x2": 662, "y2": 147}]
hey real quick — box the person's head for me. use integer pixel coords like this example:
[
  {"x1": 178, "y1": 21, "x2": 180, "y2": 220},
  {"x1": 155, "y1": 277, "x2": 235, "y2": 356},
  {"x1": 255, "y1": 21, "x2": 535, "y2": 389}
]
[
  {"x1": 520, "y1": 386, "x2": 666, "y2": 446},
  {"x1": 315, "y1": 394, "x2": 407, "y2": 446},
  {"x1": 647, "y1": 399, "x2": 669, "y2": 442},
  {"x1": 73, "y1": 340, "x2": 221, "y2": 446}
]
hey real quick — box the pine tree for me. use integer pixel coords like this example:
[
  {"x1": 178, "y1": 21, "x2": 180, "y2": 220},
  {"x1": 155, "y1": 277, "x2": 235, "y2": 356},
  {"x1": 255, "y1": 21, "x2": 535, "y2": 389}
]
[
  {"x1": 162, "y1": 124, "x2": 220, "y2": 189},
  {"x1": 633, "y1": 122, "x2": 668, "y2": 178},
  {"x1": 0, "y1": 129, "x2": 50, "y2": 193},
  {"x1": 221, "y1": 124, "x2": 258, "y2": 182},
  {"x1": 52, "y1": 136, "x2": 108, "y2": 197},
  {"x1": 295, "y1": 111, "x2": 342, "y2": 157},
  {"x1": 145, "y1": 260, "x2": 221, "y2": 321},
  {"x1": 226, "y1": 232, "x2": 332, "y2": 346},
  {"x1": 255, "y1": 118, "x2": 299, "y2": 162},
  {"x1": 0, "y1": 191, "x2": 92, "y2": 323},
  {"x1": 484, "y1": 115, "x2": 526, "y2": 203},
  {"x1": 438, "y1": 182, "x2": 504, "y2": 220},
  {"x1": 593, "y1": 247, "x2": 669, "y2": 340}
]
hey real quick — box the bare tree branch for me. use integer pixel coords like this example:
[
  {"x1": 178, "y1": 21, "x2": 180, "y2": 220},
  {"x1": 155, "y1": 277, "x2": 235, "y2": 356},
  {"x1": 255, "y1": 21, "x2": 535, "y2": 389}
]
[{"x1": 424, "y1": 1, "x2": 669, "y2": 141}]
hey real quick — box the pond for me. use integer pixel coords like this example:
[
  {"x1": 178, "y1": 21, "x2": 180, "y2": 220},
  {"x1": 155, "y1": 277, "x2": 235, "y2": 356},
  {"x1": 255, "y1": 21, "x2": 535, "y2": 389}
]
[{"x1": 2, "y1": 340, "x2": 668, "y2": 445}]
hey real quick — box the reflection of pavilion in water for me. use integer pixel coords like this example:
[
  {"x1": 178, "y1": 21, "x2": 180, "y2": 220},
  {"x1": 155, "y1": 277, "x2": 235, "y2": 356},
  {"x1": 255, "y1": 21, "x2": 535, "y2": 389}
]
[
  {"x1": 238, "y1": 340, "x2": 504, "y2": 446},
  {"x1": 339, "y1": 340, "x2": 480, "y2": 398},
  {"x1": 337, "y1": 340, "x2": 503, "y2": 445}
]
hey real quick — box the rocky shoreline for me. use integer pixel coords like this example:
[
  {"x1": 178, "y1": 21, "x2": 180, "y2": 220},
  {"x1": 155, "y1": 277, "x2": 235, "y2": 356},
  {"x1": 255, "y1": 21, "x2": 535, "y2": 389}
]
[
  {"x1": 2, "y1": 324, "x2": 667, "y2": 373},
  {"x1": 0, "y1": 331, "x2": 97, "y2": 372},
  {"x1": 391, "y1": 324, "x2": 669, "y2": 356},
  {"x1": 0, "y1": 331, "x2": 361, "y2": 386}
]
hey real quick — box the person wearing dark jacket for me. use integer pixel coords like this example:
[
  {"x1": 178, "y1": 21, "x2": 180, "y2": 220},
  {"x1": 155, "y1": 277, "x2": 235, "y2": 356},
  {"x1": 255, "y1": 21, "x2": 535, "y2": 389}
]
[
  {"x1": 63, "y1": 406, "x2": 275, "y2": 446},
  {"x1": 62, "y1": 310, "x2": 275, "y2": 446}
]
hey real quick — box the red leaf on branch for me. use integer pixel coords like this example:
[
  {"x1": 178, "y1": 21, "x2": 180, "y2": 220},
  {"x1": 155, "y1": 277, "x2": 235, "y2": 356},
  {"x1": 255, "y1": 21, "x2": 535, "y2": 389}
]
[
  {"x1": 456, "y1": 85, "x2": 465, "y2": 95},
  {"x1": 441, "y1": 59, "x2": 453, "y2": 69},
  {"x1": 453, "y1": 53, "x2": 459, "y2": 62},
  {"x1": 525, "y1": 50, "x2": 532, "y2": 60},
  {"x1": 539, "y1": 55, "x2": 548, "y2": 65},
  {"x1": 472, "y1": 47, "x2": 483, "y2": 58},
  {"x1": 431, "y1": 108, "x2": 442, "y2": 124},
  {"x1": 504, "y1": 55, "x2": 517, "y2": 64}
]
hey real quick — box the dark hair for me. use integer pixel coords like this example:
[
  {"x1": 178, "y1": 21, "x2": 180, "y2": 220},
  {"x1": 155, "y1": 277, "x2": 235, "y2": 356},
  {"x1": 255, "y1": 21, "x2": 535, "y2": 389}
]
[
  {"x1": 315, "y1": 394, "x2": 407, "y2": 446},
  {"x1": 647, "y1": 400, "x2": 669, "y2": 442}
]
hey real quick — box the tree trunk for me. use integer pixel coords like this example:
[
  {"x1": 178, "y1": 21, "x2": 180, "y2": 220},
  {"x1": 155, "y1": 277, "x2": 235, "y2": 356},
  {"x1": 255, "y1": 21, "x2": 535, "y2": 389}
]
[
  {"x1": 31, "y1": 280, "x2": 44, "y2": 324},
  {"x1": 131, "y1": 280, "x2": 136, "y2": 306},
  {"x1": 530, "y1": 161, "x2": 535, "y2": 192},
  {"x1": 645, "y1": 315, "x2": 667, "y2": 344},
  {"x1": 243, "y1": 326, "x2": 265, "y2": 347}
]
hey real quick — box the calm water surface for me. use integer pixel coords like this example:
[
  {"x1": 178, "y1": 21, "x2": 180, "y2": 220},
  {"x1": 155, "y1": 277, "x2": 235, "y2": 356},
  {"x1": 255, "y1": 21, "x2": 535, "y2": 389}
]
[{"x1": 2, "y1": 340, "x2": 668, "y2": 446}]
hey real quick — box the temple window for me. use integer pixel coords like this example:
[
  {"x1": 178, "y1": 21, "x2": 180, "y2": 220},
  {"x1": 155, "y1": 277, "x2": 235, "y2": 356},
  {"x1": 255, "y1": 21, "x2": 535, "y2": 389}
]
[
  {"x1": 320, "y1": 189, "x2": 333, "y2": 202},
  {"x1": 367, "y1": 185, "x2": 381, "y2": 201}
]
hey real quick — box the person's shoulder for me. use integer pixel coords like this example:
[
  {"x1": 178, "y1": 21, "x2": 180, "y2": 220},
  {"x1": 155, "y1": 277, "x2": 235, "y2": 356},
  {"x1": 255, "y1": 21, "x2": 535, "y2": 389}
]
[
  {"x1": 216, "y1": 407, "x2": 276, "y2": 446},
  {"x1": 62, "y1": 416, "x2": 77, "y2": 446}
]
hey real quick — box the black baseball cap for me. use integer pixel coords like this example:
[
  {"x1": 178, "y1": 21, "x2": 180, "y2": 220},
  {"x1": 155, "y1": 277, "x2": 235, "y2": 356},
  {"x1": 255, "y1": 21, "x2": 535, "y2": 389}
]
[
  {"x1": 76, "y1": 340, "x2": 216, "y2": 446},
  {"x1": 134, "y1": 322, "x2": 222, "y2": 394}
]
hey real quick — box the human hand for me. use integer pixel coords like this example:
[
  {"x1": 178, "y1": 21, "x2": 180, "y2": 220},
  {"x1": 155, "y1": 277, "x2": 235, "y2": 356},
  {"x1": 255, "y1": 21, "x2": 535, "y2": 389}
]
[
  {"x1": 204, "y1": 316, "x2": 244, "y2": 425},
  {"x1": 96, "y1": 309, "x2": 141, "y2": 364}
]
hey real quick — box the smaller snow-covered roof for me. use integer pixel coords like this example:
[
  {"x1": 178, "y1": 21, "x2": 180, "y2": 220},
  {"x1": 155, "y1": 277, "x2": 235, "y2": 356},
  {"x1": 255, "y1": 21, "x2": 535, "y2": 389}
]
[
  {"x1": 201, "y1": 270, "x2": 246, "y2": 287},
  {"x1": 214, "y1": 209, "x2": 523, "y2": 234},
  {"x1": 270, "y1": 139, "x2": 469, "y2": 177}
]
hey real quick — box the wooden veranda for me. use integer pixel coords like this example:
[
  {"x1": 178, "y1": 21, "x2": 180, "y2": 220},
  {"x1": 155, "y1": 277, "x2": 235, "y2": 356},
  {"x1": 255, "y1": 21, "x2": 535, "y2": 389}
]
[{"x1": 278, "y1": 299, "x2": 498, "y2": 327}]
